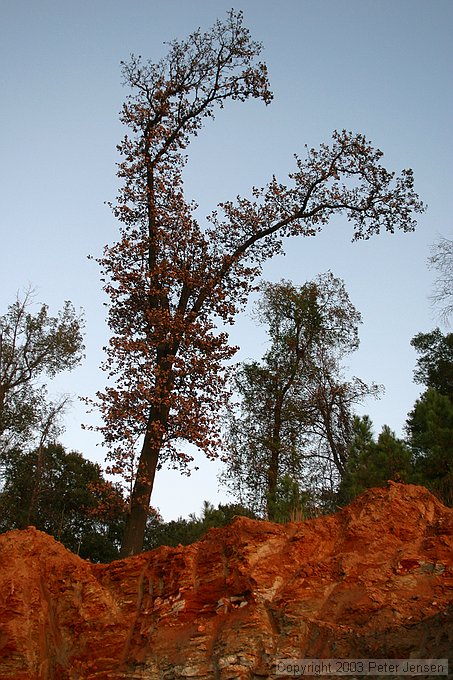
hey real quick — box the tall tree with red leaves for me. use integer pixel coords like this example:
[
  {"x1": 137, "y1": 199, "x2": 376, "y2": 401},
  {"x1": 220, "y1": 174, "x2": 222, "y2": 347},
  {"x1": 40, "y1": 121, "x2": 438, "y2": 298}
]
[{"x1": 93, "y1": 11, "x2": 424, "y2": 555}]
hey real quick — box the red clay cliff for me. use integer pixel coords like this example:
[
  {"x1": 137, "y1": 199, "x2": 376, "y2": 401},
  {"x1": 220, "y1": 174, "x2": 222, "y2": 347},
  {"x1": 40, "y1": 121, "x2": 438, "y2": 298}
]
[{"x1": 0, "y1": 483, "x2": 452, "y2": 679}]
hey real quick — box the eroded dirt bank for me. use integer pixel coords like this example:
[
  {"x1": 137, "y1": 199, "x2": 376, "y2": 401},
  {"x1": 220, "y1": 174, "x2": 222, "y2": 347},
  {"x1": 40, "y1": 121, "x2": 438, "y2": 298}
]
[{"x1": 0, "y1": 483, "x2": 452, "y2": 679}]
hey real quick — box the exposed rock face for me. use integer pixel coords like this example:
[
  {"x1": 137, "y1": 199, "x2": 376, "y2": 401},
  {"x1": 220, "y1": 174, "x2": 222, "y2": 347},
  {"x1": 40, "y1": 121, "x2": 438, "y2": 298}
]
[{"x1": 0, "y1": 483, "x2": 452, "y2": 679}]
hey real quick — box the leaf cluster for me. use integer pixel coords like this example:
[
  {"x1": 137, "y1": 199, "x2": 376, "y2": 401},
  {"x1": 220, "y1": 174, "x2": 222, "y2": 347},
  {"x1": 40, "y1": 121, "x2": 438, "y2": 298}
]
[
  {"x1": 0, "y1": 443, "x2": 126, "y2": 562},
  {"x1": 0, "y1": 291, "x2": 84, "y2": 452}
]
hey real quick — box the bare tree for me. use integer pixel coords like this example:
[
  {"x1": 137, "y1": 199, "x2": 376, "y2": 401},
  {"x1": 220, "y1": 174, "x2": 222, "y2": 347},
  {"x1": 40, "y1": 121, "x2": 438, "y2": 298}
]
[{"x1": 428, "y1": 235, "x2": 453, "y2": 325}]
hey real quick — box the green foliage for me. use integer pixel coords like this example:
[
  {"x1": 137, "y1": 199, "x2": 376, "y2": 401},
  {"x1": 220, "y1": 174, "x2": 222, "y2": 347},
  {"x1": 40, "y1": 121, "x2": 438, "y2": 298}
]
[
  {"x1": 221, "y1": 273, "x2": 380, "y2": 519},
  {"x1": 339, "y1": 417, "x2": 412, "y2": 504},
  {"x1": 267, "y1": 474, "x2": 314, "y2": 523},
  {"x1": 144, "y1": 516, "x2": 204, "y2": 550},
  {"x1": 411, "y1": 329, "x2": 453, "y2": 399},
  {"x1": 0, "y1": 443, "x2": 125, "y2": 562},
  {"x1": 406, "y1": 388, "x2": 453, "y2": 506},
  {"x1": 0, "y1": 291, "x2": 84, "y2": 453},
  {"x1": 0, "y1": 439, "x2": 258, "y2": 558},
  {"x1": 143, "y1": 501, "x2": 256, "y2": 550},
  {"x1": 406, "y1": 328, "x2": 453, "y2": 506}
]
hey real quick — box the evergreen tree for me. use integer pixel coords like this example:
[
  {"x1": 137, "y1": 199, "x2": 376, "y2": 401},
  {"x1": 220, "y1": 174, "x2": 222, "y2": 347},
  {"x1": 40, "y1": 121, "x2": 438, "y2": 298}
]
[
  {"x1": 339, "y1": 418, "x2": 412, "y2": 504},
  {"x1": 0, "y1": 443, "x2": 126, "y2": 562},
  {"x1": 406, "y1": 389, "x2": 453, "y2": 506},
  {"x1": 406, "y1": 328, "x2": 453, "y2": 506},
  {"x1": 143, "y1": 501, "x2": 256, "y2": 550},
  {"x1": 411, "y1": 329, "x2": 453, "y2": 399},
  {"x1": 267, "y1": 473, "x2": 314, "y2": 523}
]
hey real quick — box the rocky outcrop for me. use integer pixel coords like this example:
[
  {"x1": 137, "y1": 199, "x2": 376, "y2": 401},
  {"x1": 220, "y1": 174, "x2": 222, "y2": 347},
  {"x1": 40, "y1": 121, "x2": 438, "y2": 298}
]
[{"x1": 0, "y1": 483, "x2": 452, "y2": 679}]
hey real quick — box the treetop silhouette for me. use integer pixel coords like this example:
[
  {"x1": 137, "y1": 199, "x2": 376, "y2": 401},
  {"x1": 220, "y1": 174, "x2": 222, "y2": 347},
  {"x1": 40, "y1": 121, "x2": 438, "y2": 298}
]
[{"x1": 91, "y1": 10, "x2": 424, "y2": 555}]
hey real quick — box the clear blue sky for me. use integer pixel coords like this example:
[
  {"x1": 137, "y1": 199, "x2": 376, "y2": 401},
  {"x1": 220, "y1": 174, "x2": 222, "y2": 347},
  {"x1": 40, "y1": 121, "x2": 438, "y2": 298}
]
[{"x1": 1, "y1": 0, "x2": 452, "y2": 519}]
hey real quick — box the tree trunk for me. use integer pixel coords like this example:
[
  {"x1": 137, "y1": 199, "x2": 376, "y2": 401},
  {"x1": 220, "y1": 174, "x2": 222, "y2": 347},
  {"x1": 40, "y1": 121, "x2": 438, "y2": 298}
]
[
  {"x1": 266, "y1": 395, "x2": 283, "y2": 521},
  {"x1": 25, "y1": 443, "x2": 45, "y2": 528},
  {"x1": 24, "y1": 408, "x2": 59, "y2": 529},
  {"x1": 118, "y1": 157, "x2": 167, "y2": 558},
  {"x1": 120, "y1": 428, "x2": 161, "y2": 557},
  {"x1": 0, "y1": 384, "x2": 6, "y2": 437},
  {"x1": 266, "y1": 452, "x2": 279, "y2": 521}
]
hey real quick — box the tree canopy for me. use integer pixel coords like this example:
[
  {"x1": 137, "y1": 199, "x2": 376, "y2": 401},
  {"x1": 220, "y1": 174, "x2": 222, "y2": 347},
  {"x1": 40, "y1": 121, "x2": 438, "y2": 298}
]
[
  {"x1": 221, "y1": 273, "x2": 380, "y2": 518},
  {"x1": 406, "y1": 329, "x2": 453, "y2": 506},
  {"x1": 411, "y1": 329, "x2": 453, "y2": 400},
  {"x1": 92, "y1": 10, "x2": 424, "y2": 554},
  {"x1": 0, "y1": 291, "x2": 84, "y2": 454},
  {"x1": 339, "y1": 418, "x2": 412, "y2": 504},
  {"x1": 0, "y1": 443, "x2": 125, "y2": 562}
]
